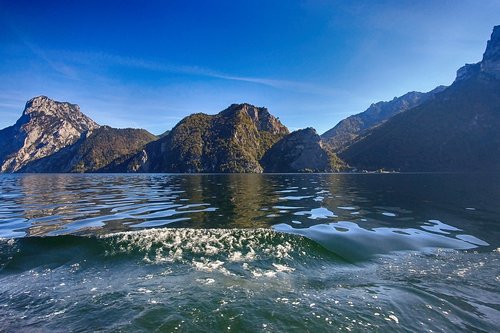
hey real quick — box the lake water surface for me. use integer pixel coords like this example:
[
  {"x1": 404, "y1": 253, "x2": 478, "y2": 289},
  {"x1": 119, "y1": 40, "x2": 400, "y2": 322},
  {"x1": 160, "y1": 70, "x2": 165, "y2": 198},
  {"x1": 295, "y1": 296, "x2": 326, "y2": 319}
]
[{"x1": 0, "y1": 173, "x2": 499, "y2": 332}]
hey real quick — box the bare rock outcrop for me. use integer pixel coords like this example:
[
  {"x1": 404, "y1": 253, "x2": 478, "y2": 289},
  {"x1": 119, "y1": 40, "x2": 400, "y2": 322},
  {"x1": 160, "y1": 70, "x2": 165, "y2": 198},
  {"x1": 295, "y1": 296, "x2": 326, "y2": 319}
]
[{"x1": 0, "y1": 96, "x2": 99, "y2": 172}]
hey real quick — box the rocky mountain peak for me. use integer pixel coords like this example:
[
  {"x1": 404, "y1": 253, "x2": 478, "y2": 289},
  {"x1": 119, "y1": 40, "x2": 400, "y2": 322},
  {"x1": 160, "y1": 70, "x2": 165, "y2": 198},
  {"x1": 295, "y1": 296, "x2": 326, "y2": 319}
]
[
  {"x1": 0, "y1": 96, "x2": 100, "y2": 172},
  {"x1": 456, "y1": 26, "x2": 500, "y2": 81},
  {"x1": 21, "y1": 96, "x2": 99, "y2": 129},
  {"x1": 221, "y1": 103, "x2": 270, "y2": 119},
  {"x1": 481, "y1": 25, "x2": 500, "y2": 76},
  {"x1": 220, "y1": 103, "x2": 289, "y2": 135},
  {"x1": 24, "y1": 95, "x2": 76, "y2": 114}
]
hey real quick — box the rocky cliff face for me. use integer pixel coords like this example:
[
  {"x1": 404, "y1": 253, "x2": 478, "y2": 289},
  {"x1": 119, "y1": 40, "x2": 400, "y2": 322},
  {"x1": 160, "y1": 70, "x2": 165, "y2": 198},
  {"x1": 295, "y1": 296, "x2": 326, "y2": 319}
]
[
  {"x1": 456, "y1": 25, "x2": 500, "y2": 81},
  {"x1": 321, "y1": 86, "x2": 446, "y2": 152},
  {"x1": 341, "y1": 26, "x2": 500, "y2": 172},
  {"x1": 20, "y1": 126, "x2": 157, "y2": 173},
  {"x1": 261, "y1": 128, "x2": 346, "y2": 173},
  {"x1": 0, "y1": 96, "x2": 99, "y2": 172},
  {"x1": 219, "y1": 103, "x2": 288, "y2": 135},
  {"x1": 481, "y1": 26, "x2": 500, "y2": 76},
  {"x1": 124, "y1": 103, "x2": 290, "y2": 173}
]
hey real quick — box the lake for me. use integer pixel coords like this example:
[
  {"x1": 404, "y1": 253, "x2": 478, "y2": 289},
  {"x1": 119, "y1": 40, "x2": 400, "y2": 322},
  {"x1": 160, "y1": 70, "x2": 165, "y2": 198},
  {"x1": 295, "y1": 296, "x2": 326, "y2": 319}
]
[{"x1": 0, "y1": 173, "x2": 499, "y2": 332}]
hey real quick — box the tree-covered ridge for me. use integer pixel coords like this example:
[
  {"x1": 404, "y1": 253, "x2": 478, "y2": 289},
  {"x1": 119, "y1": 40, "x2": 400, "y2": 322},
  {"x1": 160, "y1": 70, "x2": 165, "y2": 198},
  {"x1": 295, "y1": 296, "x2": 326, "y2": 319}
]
[
  {"x1": 131, "y1": 103, "x2": 290, "y2": 173},
  {"x1": 261, "y1": 128, "x2": 346, "y2": 173}
]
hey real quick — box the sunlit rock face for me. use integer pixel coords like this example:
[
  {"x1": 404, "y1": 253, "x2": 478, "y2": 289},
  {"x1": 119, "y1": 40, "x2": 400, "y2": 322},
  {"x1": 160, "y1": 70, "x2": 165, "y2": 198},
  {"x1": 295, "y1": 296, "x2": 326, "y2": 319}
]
[
  {"x1": 20, "y1": 126, "x2": 158, "y2": 173},
  {"x1": 0, "y1": 96, "x2": 100, "y2": 172}
]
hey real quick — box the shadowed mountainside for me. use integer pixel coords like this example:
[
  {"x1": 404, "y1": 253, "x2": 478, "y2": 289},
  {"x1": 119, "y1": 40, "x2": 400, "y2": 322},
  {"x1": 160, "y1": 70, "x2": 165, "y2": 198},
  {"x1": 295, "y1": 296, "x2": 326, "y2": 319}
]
[
  {"x1": 340, "y1": 26, "x2": 500, "y2": 172},
  {"x1": 261, "y1": 128, "x2": 346, "y2": 172},
  {"x1": 321, "y1": 86, "x2": 446, "y2": 152}
]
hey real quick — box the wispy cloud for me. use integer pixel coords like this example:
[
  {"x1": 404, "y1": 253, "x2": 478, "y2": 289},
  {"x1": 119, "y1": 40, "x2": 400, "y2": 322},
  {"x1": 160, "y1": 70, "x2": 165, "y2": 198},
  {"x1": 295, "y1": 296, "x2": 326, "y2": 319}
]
[
  {"x1": 51, "y1": 51, "x2": 343, "y2": 96},
  {"x1": 1, "y1": 19, "x2": 81, "y2": 81},
  {"x1": 25, "y1": 42, "x2": 81, "y2": 79},
  {"x1": 1, "y1": 19, "x2": 347, "y2": 116},
  {"x1": 206, "y1": 72, "x2": 339, "y2": 96}
]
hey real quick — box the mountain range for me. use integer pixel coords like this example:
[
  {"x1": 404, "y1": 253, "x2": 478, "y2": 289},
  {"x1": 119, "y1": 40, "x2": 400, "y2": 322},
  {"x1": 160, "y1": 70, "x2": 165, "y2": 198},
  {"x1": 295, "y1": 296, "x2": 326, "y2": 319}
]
[
  {"x1": 0, "y1": 25, "x2": 499, "y2": 173},
  {"x1": 321, "y1": 86, "x2": 446, "y2": 152},
  {"x1": 340, "y1": 25, "x2": 500, "y2": 172},
  {"x1": 0, "y1": 99, "x2": 345, "y2": 173}
]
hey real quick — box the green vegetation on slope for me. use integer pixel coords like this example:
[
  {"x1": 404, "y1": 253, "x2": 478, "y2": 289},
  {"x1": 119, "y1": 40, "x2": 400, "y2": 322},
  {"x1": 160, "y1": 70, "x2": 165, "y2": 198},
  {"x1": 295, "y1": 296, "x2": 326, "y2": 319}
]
[
  {"x1": 21, "y1": 126, "x2": 157, "y2": 172},
  {"x1": 134, "y1": 104, "x2": 290, "y2": 173}
]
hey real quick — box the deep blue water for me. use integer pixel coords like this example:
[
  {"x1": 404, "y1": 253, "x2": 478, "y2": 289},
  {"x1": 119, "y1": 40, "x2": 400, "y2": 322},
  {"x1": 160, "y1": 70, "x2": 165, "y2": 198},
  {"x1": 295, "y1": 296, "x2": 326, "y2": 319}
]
[{"x1": 0, "y1": 173, "x2": 499, "y2": 332}]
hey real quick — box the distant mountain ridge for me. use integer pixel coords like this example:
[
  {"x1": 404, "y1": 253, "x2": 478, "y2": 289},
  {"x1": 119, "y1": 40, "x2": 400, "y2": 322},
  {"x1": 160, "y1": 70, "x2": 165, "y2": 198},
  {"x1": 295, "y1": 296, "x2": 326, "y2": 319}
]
[
  {"x1": 340, "y1": 25, "x2": 500, "y2": 172},
  {"x1": 321, "y1": 86, "x2": 446, "y2": 152}
]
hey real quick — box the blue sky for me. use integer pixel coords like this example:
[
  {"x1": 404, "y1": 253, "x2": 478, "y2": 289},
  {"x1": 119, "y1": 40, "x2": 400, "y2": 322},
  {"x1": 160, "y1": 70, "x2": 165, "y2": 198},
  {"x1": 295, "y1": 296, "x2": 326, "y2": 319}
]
[{"x1": 0, "y1": 0, "x2": 499, "y2": 134}]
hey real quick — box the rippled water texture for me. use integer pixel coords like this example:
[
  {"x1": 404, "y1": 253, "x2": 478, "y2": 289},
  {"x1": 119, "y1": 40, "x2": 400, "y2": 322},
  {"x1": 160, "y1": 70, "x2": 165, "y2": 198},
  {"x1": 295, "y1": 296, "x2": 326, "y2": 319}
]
[{"x1": 0, "y1": 173, "x2": 499, "y2": 332}]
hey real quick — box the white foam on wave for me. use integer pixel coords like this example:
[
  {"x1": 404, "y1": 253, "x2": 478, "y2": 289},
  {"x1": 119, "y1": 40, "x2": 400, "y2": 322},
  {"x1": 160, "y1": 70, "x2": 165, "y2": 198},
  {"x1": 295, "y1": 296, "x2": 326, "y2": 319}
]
[
  {"x1": 102, "y1": 228, "x2": 303, "y2": 278},
  {"x1": 228, "y1": 248, "x2": 256, "y2": 262},
  {"x1": 272, "y1": 263, "x2": 295, "y2": 272}
]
